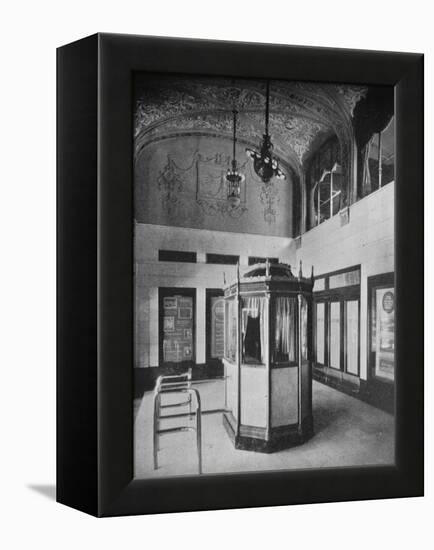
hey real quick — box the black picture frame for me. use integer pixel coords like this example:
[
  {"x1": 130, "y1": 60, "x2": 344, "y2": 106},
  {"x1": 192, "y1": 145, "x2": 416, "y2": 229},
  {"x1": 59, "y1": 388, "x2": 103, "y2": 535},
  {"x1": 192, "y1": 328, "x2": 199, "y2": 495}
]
[{"x1": 57, "y1": 33, "x2": 424, "y2": 517}]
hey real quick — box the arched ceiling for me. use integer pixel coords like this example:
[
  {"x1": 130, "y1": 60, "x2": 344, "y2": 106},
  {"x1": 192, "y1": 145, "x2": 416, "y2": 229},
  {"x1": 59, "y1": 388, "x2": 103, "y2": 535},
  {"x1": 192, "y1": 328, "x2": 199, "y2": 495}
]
[{"x1": 134, "y1": 75, "x2": 367, "y2": 173}]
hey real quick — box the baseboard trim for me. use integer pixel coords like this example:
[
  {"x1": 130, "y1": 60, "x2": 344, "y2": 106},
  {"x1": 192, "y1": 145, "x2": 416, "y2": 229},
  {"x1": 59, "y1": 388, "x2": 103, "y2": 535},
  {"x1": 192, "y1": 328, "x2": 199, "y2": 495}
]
[
  {"x1": 313, "y1": 367, "x2": 394, "y2": 414},
  {"x1": 358, "y1": 379, "x2": 394, "y2": 414}
]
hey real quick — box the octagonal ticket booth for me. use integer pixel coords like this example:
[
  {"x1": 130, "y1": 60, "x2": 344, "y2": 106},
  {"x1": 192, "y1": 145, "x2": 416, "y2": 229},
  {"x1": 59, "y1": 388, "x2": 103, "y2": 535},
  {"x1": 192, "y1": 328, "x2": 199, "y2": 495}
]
[{"x1": 223, "y1": 261, "x2": 314, "y2": 452}]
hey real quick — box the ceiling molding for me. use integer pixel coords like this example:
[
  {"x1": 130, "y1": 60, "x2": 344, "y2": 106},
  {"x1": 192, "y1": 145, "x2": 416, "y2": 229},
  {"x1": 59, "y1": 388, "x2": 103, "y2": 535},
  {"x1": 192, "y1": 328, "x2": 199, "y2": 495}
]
[{"x1": 134, "y1": 76, "x2": 367, "y2": 164}]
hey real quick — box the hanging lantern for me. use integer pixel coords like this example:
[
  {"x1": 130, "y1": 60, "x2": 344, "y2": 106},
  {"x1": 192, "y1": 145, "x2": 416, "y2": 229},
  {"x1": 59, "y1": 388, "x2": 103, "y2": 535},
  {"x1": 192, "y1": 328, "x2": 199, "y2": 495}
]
[
  {"x1": 226, "y1": 109, "x2": 245, "y2": 207},
  {"x1": 246, "y1": 81, "x2": 286, "y2": 183}
]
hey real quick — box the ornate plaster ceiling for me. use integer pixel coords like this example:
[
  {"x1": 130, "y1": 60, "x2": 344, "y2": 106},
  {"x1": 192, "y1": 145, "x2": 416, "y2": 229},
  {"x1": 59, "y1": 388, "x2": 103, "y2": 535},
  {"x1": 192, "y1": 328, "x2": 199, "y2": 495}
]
[{"x1": 134, "y1": 75, "x2": 366, "y2": 171}]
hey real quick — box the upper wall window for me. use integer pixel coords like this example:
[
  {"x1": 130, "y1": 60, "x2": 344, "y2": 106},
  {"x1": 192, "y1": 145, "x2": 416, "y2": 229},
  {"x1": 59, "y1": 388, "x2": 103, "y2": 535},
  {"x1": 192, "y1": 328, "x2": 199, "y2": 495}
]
[
  {"x1": 361, "y1": 117, "x2": 395, "y2": 194},
  {"x1": 306, "y1": 136, "x2": 342, "y2": 229},
  {"x1": 329, "y1": 269, "x2": 360, "y2": 289},
  {"x1": 313, "y1": 266, "x2": 360, "y2": 293},
  {"x1": 206, "y1": 253, "x2": 239, "y2": 265},
  {"x1": 354, "y1": 86, "x2": 394, "y2": 199},
  {"x1": 159, "y1": 250, "x2": 197, "y2": 263}
]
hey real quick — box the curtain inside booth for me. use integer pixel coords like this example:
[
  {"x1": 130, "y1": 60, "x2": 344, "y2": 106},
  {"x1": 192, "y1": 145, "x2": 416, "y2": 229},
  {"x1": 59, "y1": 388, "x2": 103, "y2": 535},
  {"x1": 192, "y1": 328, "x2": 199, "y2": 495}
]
[{"x1": 274, "y1": 297, "x2": 297, "y2": 363}]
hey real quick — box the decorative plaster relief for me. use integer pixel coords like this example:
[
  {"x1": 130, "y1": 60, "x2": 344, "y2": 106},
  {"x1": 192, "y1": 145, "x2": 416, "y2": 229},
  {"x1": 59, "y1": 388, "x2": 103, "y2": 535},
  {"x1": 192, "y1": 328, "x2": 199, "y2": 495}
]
[
  {"x1": 156, "y1": 150, "x2": 249, "y2": 220},
  {"x1": 135, "y1": 136, "x2": 294, "y2": 237},
  {"x1": 134, "y1": 76, "x2": 367, "y2": 165}
]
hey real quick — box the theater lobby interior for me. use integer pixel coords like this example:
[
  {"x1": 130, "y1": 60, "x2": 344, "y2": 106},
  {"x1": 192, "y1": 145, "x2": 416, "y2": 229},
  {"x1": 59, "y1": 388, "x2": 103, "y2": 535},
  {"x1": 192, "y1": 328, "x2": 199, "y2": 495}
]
[{"x1": 133, "y1": 75, "x2": 395, "y2": 478}]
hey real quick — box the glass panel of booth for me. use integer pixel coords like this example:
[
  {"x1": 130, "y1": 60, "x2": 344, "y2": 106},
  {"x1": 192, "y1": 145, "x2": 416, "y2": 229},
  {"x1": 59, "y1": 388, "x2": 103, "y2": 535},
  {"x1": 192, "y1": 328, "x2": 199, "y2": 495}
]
[
  {"x1": 273, "y1": 296, "x2": 297, "y2": 363},
  {"x1": 224, "y1": 297, "x2": 237, "y2": 362},
  {"x1": 316, "y1": 302, "x2": 325, "y2": 364},
  {"x1": 300, "y1": 295, "x2": 308, "y2": 362},
  {"x1": 241, "y1": 296, "x2": 268, "y2": 364}
]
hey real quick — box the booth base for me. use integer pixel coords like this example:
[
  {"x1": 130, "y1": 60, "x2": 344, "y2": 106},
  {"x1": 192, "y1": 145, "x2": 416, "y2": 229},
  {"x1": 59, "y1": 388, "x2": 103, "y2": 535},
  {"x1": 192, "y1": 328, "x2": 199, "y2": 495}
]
[{"x1": 223, "y1": 412, "x2": 314, "y2": 453}]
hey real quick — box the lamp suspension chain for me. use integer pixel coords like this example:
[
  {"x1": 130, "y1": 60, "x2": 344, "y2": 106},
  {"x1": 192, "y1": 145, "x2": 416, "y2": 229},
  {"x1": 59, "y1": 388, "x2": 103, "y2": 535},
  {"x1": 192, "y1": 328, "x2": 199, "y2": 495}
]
[
  {"x1": 233, "y1": 109, "x2": 237, "y2": 161},
  {"x1": 265, "y1": 80, "x2": 270, "y2": 136}
]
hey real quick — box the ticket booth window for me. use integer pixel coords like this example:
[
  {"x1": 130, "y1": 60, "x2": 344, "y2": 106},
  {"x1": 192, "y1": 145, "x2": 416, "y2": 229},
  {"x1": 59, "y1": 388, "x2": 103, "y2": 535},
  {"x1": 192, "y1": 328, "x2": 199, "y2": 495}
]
[
  {"x1": 224, "y1": 297, "x2": 237, "y2": 363},
  {"x1": 241, "y1": 296, "x2": 267, "y2": 364},
  {"x1": 273, "y1": 297, "x2": 297, "y2": 363}
]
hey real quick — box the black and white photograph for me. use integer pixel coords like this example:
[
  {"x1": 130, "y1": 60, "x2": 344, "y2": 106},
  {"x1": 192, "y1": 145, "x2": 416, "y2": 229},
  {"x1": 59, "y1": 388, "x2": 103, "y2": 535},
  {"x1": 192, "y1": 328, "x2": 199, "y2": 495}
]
[
  {"x1": 3, "y1": 0, "x2": 431, "y2": 544},
  {"x1": 133, "y1": 74, "x2": 396, "y2": 478}
]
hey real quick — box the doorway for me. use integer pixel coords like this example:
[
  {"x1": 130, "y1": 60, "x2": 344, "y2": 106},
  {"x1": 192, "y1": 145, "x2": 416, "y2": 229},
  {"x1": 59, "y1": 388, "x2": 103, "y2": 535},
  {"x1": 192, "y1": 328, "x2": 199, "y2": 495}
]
[{"x1": 313, "y1": 266, "x2": 361, "y2": 384}]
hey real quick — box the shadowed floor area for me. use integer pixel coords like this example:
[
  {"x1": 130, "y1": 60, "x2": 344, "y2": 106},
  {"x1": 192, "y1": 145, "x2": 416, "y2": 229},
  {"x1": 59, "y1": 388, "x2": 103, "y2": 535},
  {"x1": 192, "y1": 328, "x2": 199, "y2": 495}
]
[{"x1": 134, "y1": 379, "x2": 394, "y2": 478}]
